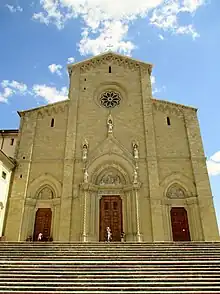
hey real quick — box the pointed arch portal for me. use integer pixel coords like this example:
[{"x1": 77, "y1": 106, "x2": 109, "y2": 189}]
[
  {"x1": 99, "y1": 196, "x2": 123, "y2": 242},
  {"x1": 171, "y1": 207, "x2": 191, "y2": 241}
]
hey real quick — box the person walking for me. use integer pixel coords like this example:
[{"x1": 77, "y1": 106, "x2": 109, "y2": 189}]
[{"x1": 106, "y1": 227, "x2": 112, "y2": 242}]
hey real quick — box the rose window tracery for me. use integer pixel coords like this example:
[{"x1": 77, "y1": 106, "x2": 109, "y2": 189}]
[{"x1": 100, "y1": 91, "x2": 121, "y2": 108}]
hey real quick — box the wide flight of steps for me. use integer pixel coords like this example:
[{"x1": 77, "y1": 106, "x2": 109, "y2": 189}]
[{"x1": 0, "y1": 241, "x2": 220, "y2": 293}]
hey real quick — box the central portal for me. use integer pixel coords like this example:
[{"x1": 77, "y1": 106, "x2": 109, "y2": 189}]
[{"x1": 99, "y1": 195, "x2": 123, "y2": 242}]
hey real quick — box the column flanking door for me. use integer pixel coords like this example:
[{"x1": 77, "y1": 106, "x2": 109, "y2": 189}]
[
  {"x1": 99, "y1": 196, "x2": 122, "y2": 241},
  {"x1": 171, "y1": 207, "x2": 191, "y2": 241},
  {"x1": 33, "y1": 208, "x2": 52, "y2": 241}
]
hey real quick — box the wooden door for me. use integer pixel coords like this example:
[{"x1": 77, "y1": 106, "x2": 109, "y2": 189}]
[
  {"x1": 33, "y1": 208, "x2": 52, "y2": 241},
  {"x1": 99, "y1": 196, "x2": 122, "y2": 241},
  {"x1": 171, "y1": 207, "x2": 191, "y2": 241}
]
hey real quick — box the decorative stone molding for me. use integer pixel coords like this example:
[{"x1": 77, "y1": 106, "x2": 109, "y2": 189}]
[
  {"x1": 153, "y1": 100, "x2": 184, "y2": 118},
  {"x1": 28, "y1": 173, "x2": 62, "y2": 199},
  {"x1": 166, "y1": 184, "x2": 186, "y2": 199},
  {"x1": 38, "y1": 187, "x2": 54, "y2": 200},
  {"x1": 37, "y1": 103, "x2": 68, "y2": 119},
  {"x1": 78, "y1": 52, "x2": 152, "y2": 74}
]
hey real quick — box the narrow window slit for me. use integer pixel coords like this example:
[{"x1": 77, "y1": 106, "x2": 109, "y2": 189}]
[
  {"x1": 109, "y1": 66, "x2": 111, "y2": 73},
  {"x1": 167, "y1": 117, "x2": 171, "y2": 126},
  {"x1": 51, "y1": 118, "x2": 54, "y2": 127}
]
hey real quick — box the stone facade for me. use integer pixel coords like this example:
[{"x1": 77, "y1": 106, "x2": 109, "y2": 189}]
[{"x1": 4, "y1": 52, "x2": 219, "y2": 242}]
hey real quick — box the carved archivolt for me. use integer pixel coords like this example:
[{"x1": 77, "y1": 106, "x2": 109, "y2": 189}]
[
  {"x1": 167, "y1": 184, "x2": 186, "y2": 199},
  {"x1": 79, "y1": 53, "x2": 152, "y2": 74}
]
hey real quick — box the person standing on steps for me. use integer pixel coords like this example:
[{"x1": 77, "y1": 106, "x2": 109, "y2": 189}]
[
  {"x1": 106, "y1": 227, "x2": 112, "y2": 242},
  {"x1": 37, "y1": 232, "x2": 43, "y2": 241}
]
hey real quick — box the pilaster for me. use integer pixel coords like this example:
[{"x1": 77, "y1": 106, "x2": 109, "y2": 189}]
[
  {"x1": 140, "y1": 68, "x2": 164, "y2": 241},
  {"x1": 59, "y1": 67, "x2": 81, "y2": 241},
  {"x1": 184, "y1": 109, "x2": 219, "y2": 241}
]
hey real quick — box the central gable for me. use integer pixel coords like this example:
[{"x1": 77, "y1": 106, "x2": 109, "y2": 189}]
[{"x1": 67, "y1": 52, "x2": 153, "y2": 75}]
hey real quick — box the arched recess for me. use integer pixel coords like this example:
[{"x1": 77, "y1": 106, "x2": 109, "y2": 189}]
[
  {"x1": 20, "y1": 173, "x2": 62, "y2": 241},
  {"x1": 160, "y1": 172, "x2": 196, "y2": 198},
  {"x1": 88, "y1": 153, "x2": 134, "y2": 185},
  {"x1": 27, "y1": 173, "x2": 62, "y2": 199},
  {"x1": 160, "y1": 173, "x2": 200, "y2": 242}
]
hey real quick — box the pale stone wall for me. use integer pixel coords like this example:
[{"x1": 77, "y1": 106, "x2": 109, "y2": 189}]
[
  {"x1": 4, "y1": 52, "x2": 219, "y2": 242},
  {"x1": 0, "y1": 131, "x2": 18, "y2": 158},
  {"x1": 0, "y1": 160, "x2": 12, "y2": 237}
]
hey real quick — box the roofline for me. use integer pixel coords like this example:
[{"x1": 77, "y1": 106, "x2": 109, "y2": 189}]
[
  {"x1": 18, "y1": 99, "x2": 69, "y2": 116},
  {"x1": 0, "y1": 149, "x2": 16, "y2": 170},
  {"x1": 152, "y1": 98, "x2": 197, "y2": 111},
  {"x1": 67, "y1": 51, "x2": 153, "y2": 70}
]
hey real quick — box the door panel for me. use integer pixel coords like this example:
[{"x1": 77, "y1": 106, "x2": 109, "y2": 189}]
[
  {"x1": 100, "y1": 196, "x2": 122, "y2": 241},
  {"x1": 171, "y1": 207, "x2": 191, "y2": 241},
  {"x1": 33, "y1": 208, "x2": 52, "y2": 241}
]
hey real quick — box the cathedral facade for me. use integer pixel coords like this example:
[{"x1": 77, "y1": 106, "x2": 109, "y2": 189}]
[{"x1": 4, "y1": 52, "x2": 219, "y2": 242}]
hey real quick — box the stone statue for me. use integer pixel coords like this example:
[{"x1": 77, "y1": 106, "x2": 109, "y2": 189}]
[
  {"x1": 107, "y1": 115, "x2": 113, "y2": 134},
  {"x1": 133, "y1": 143, "x2": 139, "y2": 159},
  {"x1": 84, "y1": 169, "x2": 89, "y2": 183},
  {"x1": 82, "y1": 140, "x2": 88, "y2": 161},
  {"x1": 133, "y1": 168, "x2": 138, "y2": 184}
]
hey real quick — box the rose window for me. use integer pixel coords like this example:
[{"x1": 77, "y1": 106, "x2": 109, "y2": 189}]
[{"x1": 100, "y1": 91, "x2": 121, "y2": 108}]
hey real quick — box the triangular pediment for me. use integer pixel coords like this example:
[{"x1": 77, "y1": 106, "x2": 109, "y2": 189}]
[
  {"x1": 89, "y1": 134, "x2": 133, "y2": 163},
  {"x1": 67, "y1": 51, "x2": 153, "y2": 74}
]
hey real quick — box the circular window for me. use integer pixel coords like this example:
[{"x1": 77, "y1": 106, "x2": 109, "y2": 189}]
[{"x1": 100, "y1": 90, "x2": 121, "y2": 108}]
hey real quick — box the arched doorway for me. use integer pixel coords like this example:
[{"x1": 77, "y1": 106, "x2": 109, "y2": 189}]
[
  {"x1": 99, "y1": 196, "x2": 123, "y2": 241},
  {"x1": 33, "y1": 208, "x2": 52, "y2": 241},
  {"x1": 171, "y1": 207, "x2": 191, "y2": 241}
]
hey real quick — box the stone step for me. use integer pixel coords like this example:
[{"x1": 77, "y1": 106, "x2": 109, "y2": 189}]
[
  {"x1": 0, "y1": 285, "x2": 220, "y2": 291},
  {"x1": 1, "y1": 277, "x2": 219, "y2": 282},
  {"x1": 0, "y1": 289, "x2": 219, "y2": 294},
  {"x1": 1, "y1": 271, "x2": 219, "y2": 276}
]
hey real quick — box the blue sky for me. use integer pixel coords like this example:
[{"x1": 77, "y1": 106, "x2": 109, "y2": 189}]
[{"x1": 0, "y1": 0, "x2": 220, "y2": 230}]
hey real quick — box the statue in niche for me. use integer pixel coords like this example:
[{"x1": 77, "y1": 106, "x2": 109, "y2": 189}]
[
  {"x1": 133, "y1": 142, "x2": 139, "y2": 159},
  {"x1": 99, "y1": 172, "x2": 121, "y2": 185},
  {"x1": 107, "y1": 114, "x2": 113, "y2": 134},
  {"x1": 84, "y1": 169, "x2": 89, "y2": 183},
  {"x1": 82, "y1": 140, "x2": 88, "y2": 161},
  {"x1": 133, "y1": 167, "x2": 138, "y2": 184},
  {"x1": 167, "y1": 185, "x2": 185, "y2": 198},
  {"x1": 38, "y1": 187, "x2": 53, "y2": 200}
]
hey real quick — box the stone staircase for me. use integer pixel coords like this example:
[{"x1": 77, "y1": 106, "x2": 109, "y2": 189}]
[{"x1": 0, "y1": 242, "x2": 220, "y2": 293}]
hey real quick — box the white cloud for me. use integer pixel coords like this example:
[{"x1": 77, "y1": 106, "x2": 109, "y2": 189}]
[
  {"x1": 207, "y1": 151, "x2": 220, "y2": 176},
  {"x1": 32, "y1": 85, "x2": 68, "y2": 103},
  {"x1": 48, "y1": 64, "x2": 63, "y2": 76},
  {"x1": 159, "y1": 34, "x2": 165, "y2": 40},
  {"x1": 67, "y1": 57, "x2": 75, "y2": 63},
  {"x1": 32, "y1": 0, "x2": 207, "y2": 56},
  {"x1": 0, "y1": 80, "x2": 28, "y2": 103},
  {"x1": 5, "y1": 4, "x2": 23, "y2": 13},
  {"x1": 151, "y1": 75, "x2": 165, "y2": 95}
]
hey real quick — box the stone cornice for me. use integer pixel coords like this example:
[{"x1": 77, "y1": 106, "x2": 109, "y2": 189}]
[
  {"x1": 152, "y1": 98, "x2": 197, "y2": 118},
  {"x1": 0, "y1": 150, "x2": 16, "y2": 170},
  {"x1": 67, "y1": 52, "x2": 153, "y2": 75}
]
